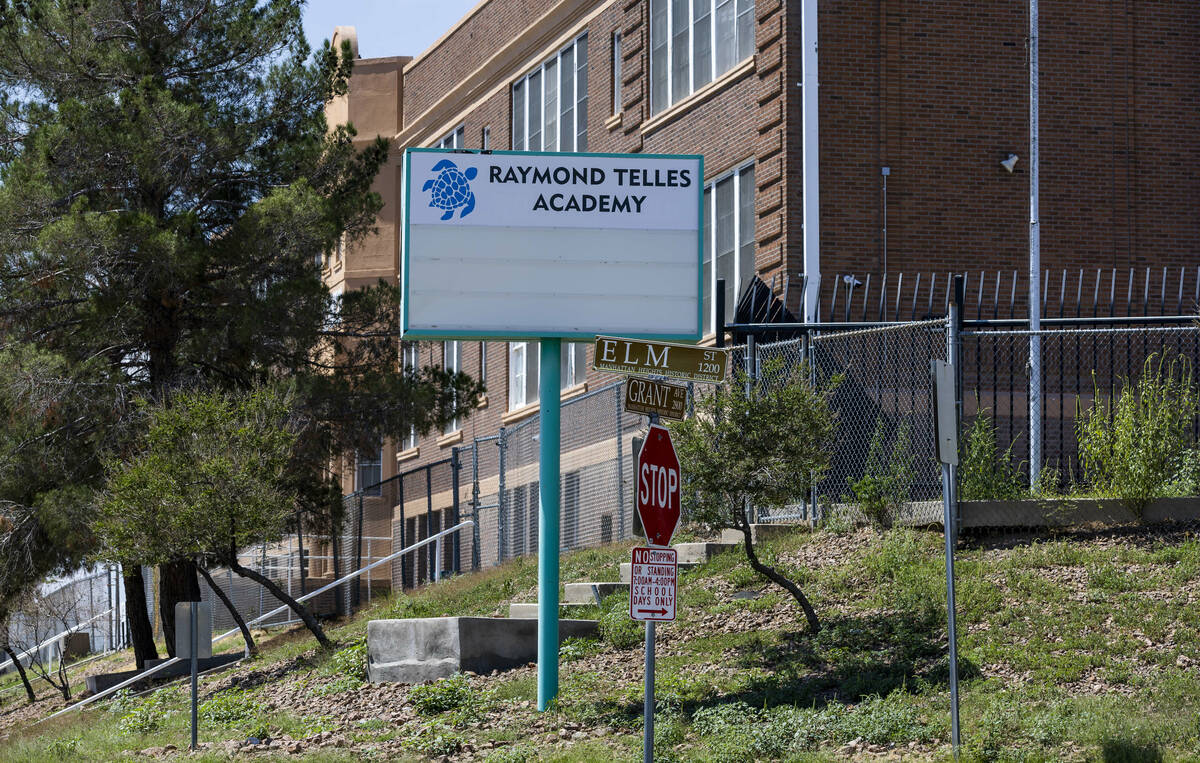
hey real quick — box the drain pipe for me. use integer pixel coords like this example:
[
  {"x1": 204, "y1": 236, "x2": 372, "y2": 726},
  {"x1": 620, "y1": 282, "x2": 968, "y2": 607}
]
[{"x1": 1028, "y1": 0, "x2": 1042, "y2": 486}]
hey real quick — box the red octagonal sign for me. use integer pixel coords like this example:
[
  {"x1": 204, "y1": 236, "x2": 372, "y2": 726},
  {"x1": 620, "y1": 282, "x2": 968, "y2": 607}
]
[{"x1": 637, "y1": 424, "x2": 681, "y2": 546}]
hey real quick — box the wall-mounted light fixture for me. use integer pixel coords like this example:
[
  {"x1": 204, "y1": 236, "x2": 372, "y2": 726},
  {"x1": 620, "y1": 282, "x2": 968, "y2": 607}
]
[{"x1": 1001, "y1": 153, "x2": 1019, "y2": 173}]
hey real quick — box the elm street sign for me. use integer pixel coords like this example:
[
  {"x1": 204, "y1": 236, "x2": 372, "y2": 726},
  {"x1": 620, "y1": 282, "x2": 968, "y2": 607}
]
[{"x1": 593, "y1": 336, "x2": 728, "y2": 383}]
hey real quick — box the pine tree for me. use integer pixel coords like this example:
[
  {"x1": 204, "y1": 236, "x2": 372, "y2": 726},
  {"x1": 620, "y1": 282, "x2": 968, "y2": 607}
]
[{"x1": 0, "y1": 0, "x2": 480, "y2": 663}]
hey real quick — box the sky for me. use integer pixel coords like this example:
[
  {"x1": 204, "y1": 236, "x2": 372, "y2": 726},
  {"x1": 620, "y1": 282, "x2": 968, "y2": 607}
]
[{"x1": 302, "y1": 0, "x2": 480, "y2": 60}]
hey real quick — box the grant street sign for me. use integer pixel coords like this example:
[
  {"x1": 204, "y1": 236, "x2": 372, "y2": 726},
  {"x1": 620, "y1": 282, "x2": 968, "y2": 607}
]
[
  {"x1": 629, "y1": 547, "x2": 677, "y2": 621},
  {"x1": 624, "y1": 378, "x2": 688, "y2": 420},
  {"x1": 593, "y1": 336, "x2": 728, "y2": 383}
]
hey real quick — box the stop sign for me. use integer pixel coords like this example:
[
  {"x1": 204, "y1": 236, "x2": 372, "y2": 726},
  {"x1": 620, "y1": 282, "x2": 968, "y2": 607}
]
[{"x1": 637, "y1": 424, "x2": 681, "y2": 546}]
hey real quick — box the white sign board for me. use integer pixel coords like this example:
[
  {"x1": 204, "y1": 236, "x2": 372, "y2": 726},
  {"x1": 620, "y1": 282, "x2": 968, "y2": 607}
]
[
  {"x1": 932, "y1": 359, "x2": 958, "y2": 465},
  {"x1": 402, "y1": 149, "x2": 703, "y2": 341},
  {"x1": 629, "y1": 547, "x2": 677, "y2": 621}
]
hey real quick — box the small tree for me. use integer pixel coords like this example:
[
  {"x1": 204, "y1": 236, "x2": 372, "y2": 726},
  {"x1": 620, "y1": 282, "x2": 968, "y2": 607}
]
[
  {"x1": 96, "y1": 383, "x2": 332, "y2": 649},
  {"x1": 670, "y1": 364, "x2": 839, "y2": 633},
  {"x1": 5, "y1": 588, "x2": 89, "y2": 702}
]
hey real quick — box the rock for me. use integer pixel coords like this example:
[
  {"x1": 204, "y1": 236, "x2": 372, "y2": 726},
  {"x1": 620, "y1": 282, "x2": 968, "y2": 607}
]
[
  {"x1": 138, "y1": 748, "x2": 164, "y2": 758},
  {"x1": 571, "y1": 730, "x2": 587, "y2": 740},
  {"x1": 594, "y1": 727, "x2": 611, "y2": 737},
  {"x1": 223, "y1": 740, "x2": 241, "y2": 754}
]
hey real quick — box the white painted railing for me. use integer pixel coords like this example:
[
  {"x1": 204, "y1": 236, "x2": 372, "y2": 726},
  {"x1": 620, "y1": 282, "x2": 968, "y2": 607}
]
[{"x1": 41, "y1": 520, "x2": 473, "y2": 721}]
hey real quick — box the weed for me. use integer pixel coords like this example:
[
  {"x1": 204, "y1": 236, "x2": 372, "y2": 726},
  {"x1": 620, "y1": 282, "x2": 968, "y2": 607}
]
[
  {"x1": 324, "y1": 639, "x2": 367, "y2": 681},
  {"x1": 598, "y1": 591, "x2": 642, "y2": 649},
  {"x1": 405, "y1": 721, "x2": 465, "y2": 756},
  {"x1": 484, "y1": 744, "x2": 536, "y2": 762},
  {"x1": 959, "y1": 406, "x2": 1026, "y2": 501},
  {"x1": 410, "y1": 673, "x2": 493, "y2": 726},
  {"x1": 559, "y1": 637, "x2": 602, "y2": 662},
  {"x1": 849, "y1": 418, "x2": 915, "y2": 526},
  {"x1": 117, "y1": 686, "x2": 183, "y2": 736},
  {"x1": 313, "y1": 675, "x2": 363, "y2": 696},
  {"x1": 199, "y1": 687, "x2": 264, "y2": 730},
  {"x1": 1078, "y1": 352, "x2": 1199, "y2": 517},
  {"x1": 43, "y1": 736, "x2": 80, "y2": 759}
]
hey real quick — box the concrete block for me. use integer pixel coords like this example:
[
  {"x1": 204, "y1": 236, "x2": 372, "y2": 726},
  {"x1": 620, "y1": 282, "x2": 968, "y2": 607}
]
[
  {"x1": 507, "y1": 602, "x2": 592, "y2": 619},
  {"x1": 86, "y1": 653, "x2": 242, "y2": 694},
  {"x1": 367, "y1": 617, "x2": 599, "y2": 684},
  {"x1": 672, "y1": 541, "x2": 737, "y2": 565},
  {"x1": 562, "y1": 582, "x2": 628, "y2": 605},
  {"x1": 960, "y1": 496, "x2": 1200, "y2": 529},
  {"x1": 718, "y1": 523, "x2": 805, "y2": 545}
]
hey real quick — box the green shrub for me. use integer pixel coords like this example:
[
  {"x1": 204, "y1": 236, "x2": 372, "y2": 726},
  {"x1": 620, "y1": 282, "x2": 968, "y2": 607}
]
[
  {"x1": 1078, "y1": 352, "x2": 1199, "y2": 517},
  {"x1": 44, "y1": 736, "x2": 81, "y2": 759},
  {"x1": 959, "y1": 406, "x2": 1026, "y2": 501},
  {"x1": 848, "y1": 418, "x2": 915, "y2": 526}
]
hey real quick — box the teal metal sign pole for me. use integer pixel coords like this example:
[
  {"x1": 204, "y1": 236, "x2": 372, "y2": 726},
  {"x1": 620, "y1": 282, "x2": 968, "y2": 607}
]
[{"x1": 537, "y1": 338, "x2": 562, "y2": 710}]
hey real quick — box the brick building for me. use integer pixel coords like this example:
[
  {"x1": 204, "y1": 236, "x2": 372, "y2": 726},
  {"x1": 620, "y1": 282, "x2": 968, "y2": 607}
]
[{"x1": 321, "y1": 1, "x2": 1199, "y2": 560}]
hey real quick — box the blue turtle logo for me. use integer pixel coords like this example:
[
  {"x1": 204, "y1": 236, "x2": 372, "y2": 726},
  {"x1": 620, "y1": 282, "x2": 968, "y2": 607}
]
[{"x1": 422, "y1": 159, "x2": 478, "y2": 220}]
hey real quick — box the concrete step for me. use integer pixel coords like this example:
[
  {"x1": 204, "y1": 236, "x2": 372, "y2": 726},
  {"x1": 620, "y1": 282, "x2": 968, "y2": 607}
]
[
  {"x1": 563, "y1": 581, "x2": 629, "y2": 605},
  {"x1": 507, "y1": 602, "x2": 593, "y2": 619},
  {"x1": 368, "y1": 617, "x2": 599, "y2": 683},
  {"x1": 619, "y1": 561, "x2": 698, "y2": 583},
  {"x1": 718, "y1": 523, "x2": 806, "y2": 546},
  {"x1": 672, "y1": 541, "x2": 738, "y2": 565}
]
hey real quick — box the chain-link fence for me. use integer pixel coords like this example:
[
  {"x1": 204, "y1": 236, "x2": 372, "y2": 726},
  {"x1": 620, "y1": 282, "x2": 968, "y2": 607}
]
[
  {"x1": 960, "y1": 325, "x2": 1200, "y2": 484},
  {"x1": 456, "y1": 381, "x2": 643, "y2": 571},
  {"x1": 751, "y1": 320, "x2": 950, "y2": 522}
]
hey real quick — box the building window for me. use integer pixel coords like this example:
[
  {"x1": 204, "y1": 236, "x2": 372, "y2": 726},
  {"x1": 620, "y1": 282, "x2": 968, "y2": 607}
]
[
  {"x1": 703, "y1": 162, "x2": 756, "y2": 334},
  {"x1": 561, "y1": 342, "x2": 586, "y2": 387},
  {"x1": 481, "y1": 126, "x2": 491, "y2": 150},
  {"x1": 402, "y1": 343, "x2": 419, "y2": 450},
  {"x1": 650, "y1": 0, "x2": 754, "y2": 115},
  {"x1": 508, "y1": 342, "x2": 539, "y2": 409},
  {"x1": 443, "y1": 340, "x2": 461, "y2": 434},
  {"x1": 356, "y1": 446, "x2": 382, "y2": 496},
  {"x1": 512, "y1": 35, "x2": 588, "y2": 152},
  {"x1": 612, "y1": 32, "x2": 622, "y2": 114},
  {"x1": 437, "y1": 126, "x2": 464, "y2": 149},
  {"x1": 479, "y1": 341, "x2": 488, "y2": 384}
]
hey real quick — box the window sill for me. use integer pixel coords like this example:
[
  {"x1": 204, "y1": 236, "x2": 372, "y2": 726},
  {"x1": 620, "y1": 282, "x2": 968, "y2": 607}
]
[
  {"x1": 501, "y1": 402, "x2": 539, "y2": 425},
  {"x1": 476, "y1": 393, "x2": 489, "y2": 409},
  {"x1": 605, "y1": 112, "x2": 623, "y2": 131},
  {"x1": 396, "y1": 446, "x2": 420, "y2": 464},
  {"x1": 561, "y1": 381, "x2": 589, "y2": 402},
  {"x1": 436, "y1": 430, "x2": 463, "y2": 448},
  {"x1": 501, "y1": 384, "x2": 589, "y2": 425},
  {"x1": 641, "y1": 57, "x2": 756, "y2": 137}
]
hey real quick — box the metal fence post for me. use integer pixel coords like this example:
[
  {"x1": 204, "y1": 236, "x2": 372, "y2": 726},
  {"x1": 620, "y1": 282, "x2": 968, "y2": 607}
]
[
  {"x1": 497, "y1": 427, "x2": 507, "y2": 563},
  {"x1": 745, "y1": 333, "x2": 757, "y2": 523},
  {"x1": 451, "y1": 447, "x2": 462, "y2": 575},
  {"x1": 398, "y1": 474, "x2": 407, "y2": 589},
  {"x1": 615, "y1": 383, "x2": 626, "y2": 540},
  {"x1": 425, "y1": 466, "x2": 434, "y2": 584},
  {"x1": 471, "y1": 441, "x2": 482, "y2": 572}
]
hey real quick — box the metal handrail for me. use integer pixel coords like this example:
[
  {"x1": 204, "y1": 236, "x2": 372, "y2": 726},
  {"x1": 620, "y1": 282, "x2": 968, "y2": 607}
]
[
  {"x1": 41, "y1": 520, "x2": 474, "y2": 721},
  {"x1": 0, "y1": 608, "x2": 115, "y2": 675}
]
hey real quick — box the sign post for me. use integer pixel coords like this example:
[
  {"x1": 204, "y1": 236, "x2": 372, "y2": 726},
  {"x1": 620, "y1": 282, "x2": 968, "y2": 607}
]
[
  {"x1": 932, "y1": 359, "x2": 961, "y2": 756},
  {"x1": 632, "y1": 423, "x2": 682, "y2": 762},
  {"x1": 175, "y1": 601, "x2": 212, "y2": 751},
  {"x1": 402, "y1": 148, "x2": 703, "y2": 711}
]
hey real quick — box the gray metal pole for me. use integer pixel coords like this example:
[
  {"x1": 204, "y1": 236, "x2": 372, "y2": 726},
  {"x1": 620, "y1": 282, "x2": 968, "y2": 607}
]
[
  {"x1": 1028, "y1": 0, "x2": 1042, "y2": 488},
  {"x1": 616, "y1": 384, "x2": 626, "y2": 541},
  {"x1": 643, "y1": 619, "x2": 655, "y2": 763},
  {"x1": 944, "y1": 306, "x2": 962, "y2": 756},
  {"x1": 940, "y1": 463, "x2": 960, "y2": 754},
  {"x1": 189, "y1": 604, "x2": 198, "y2": 750}
]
